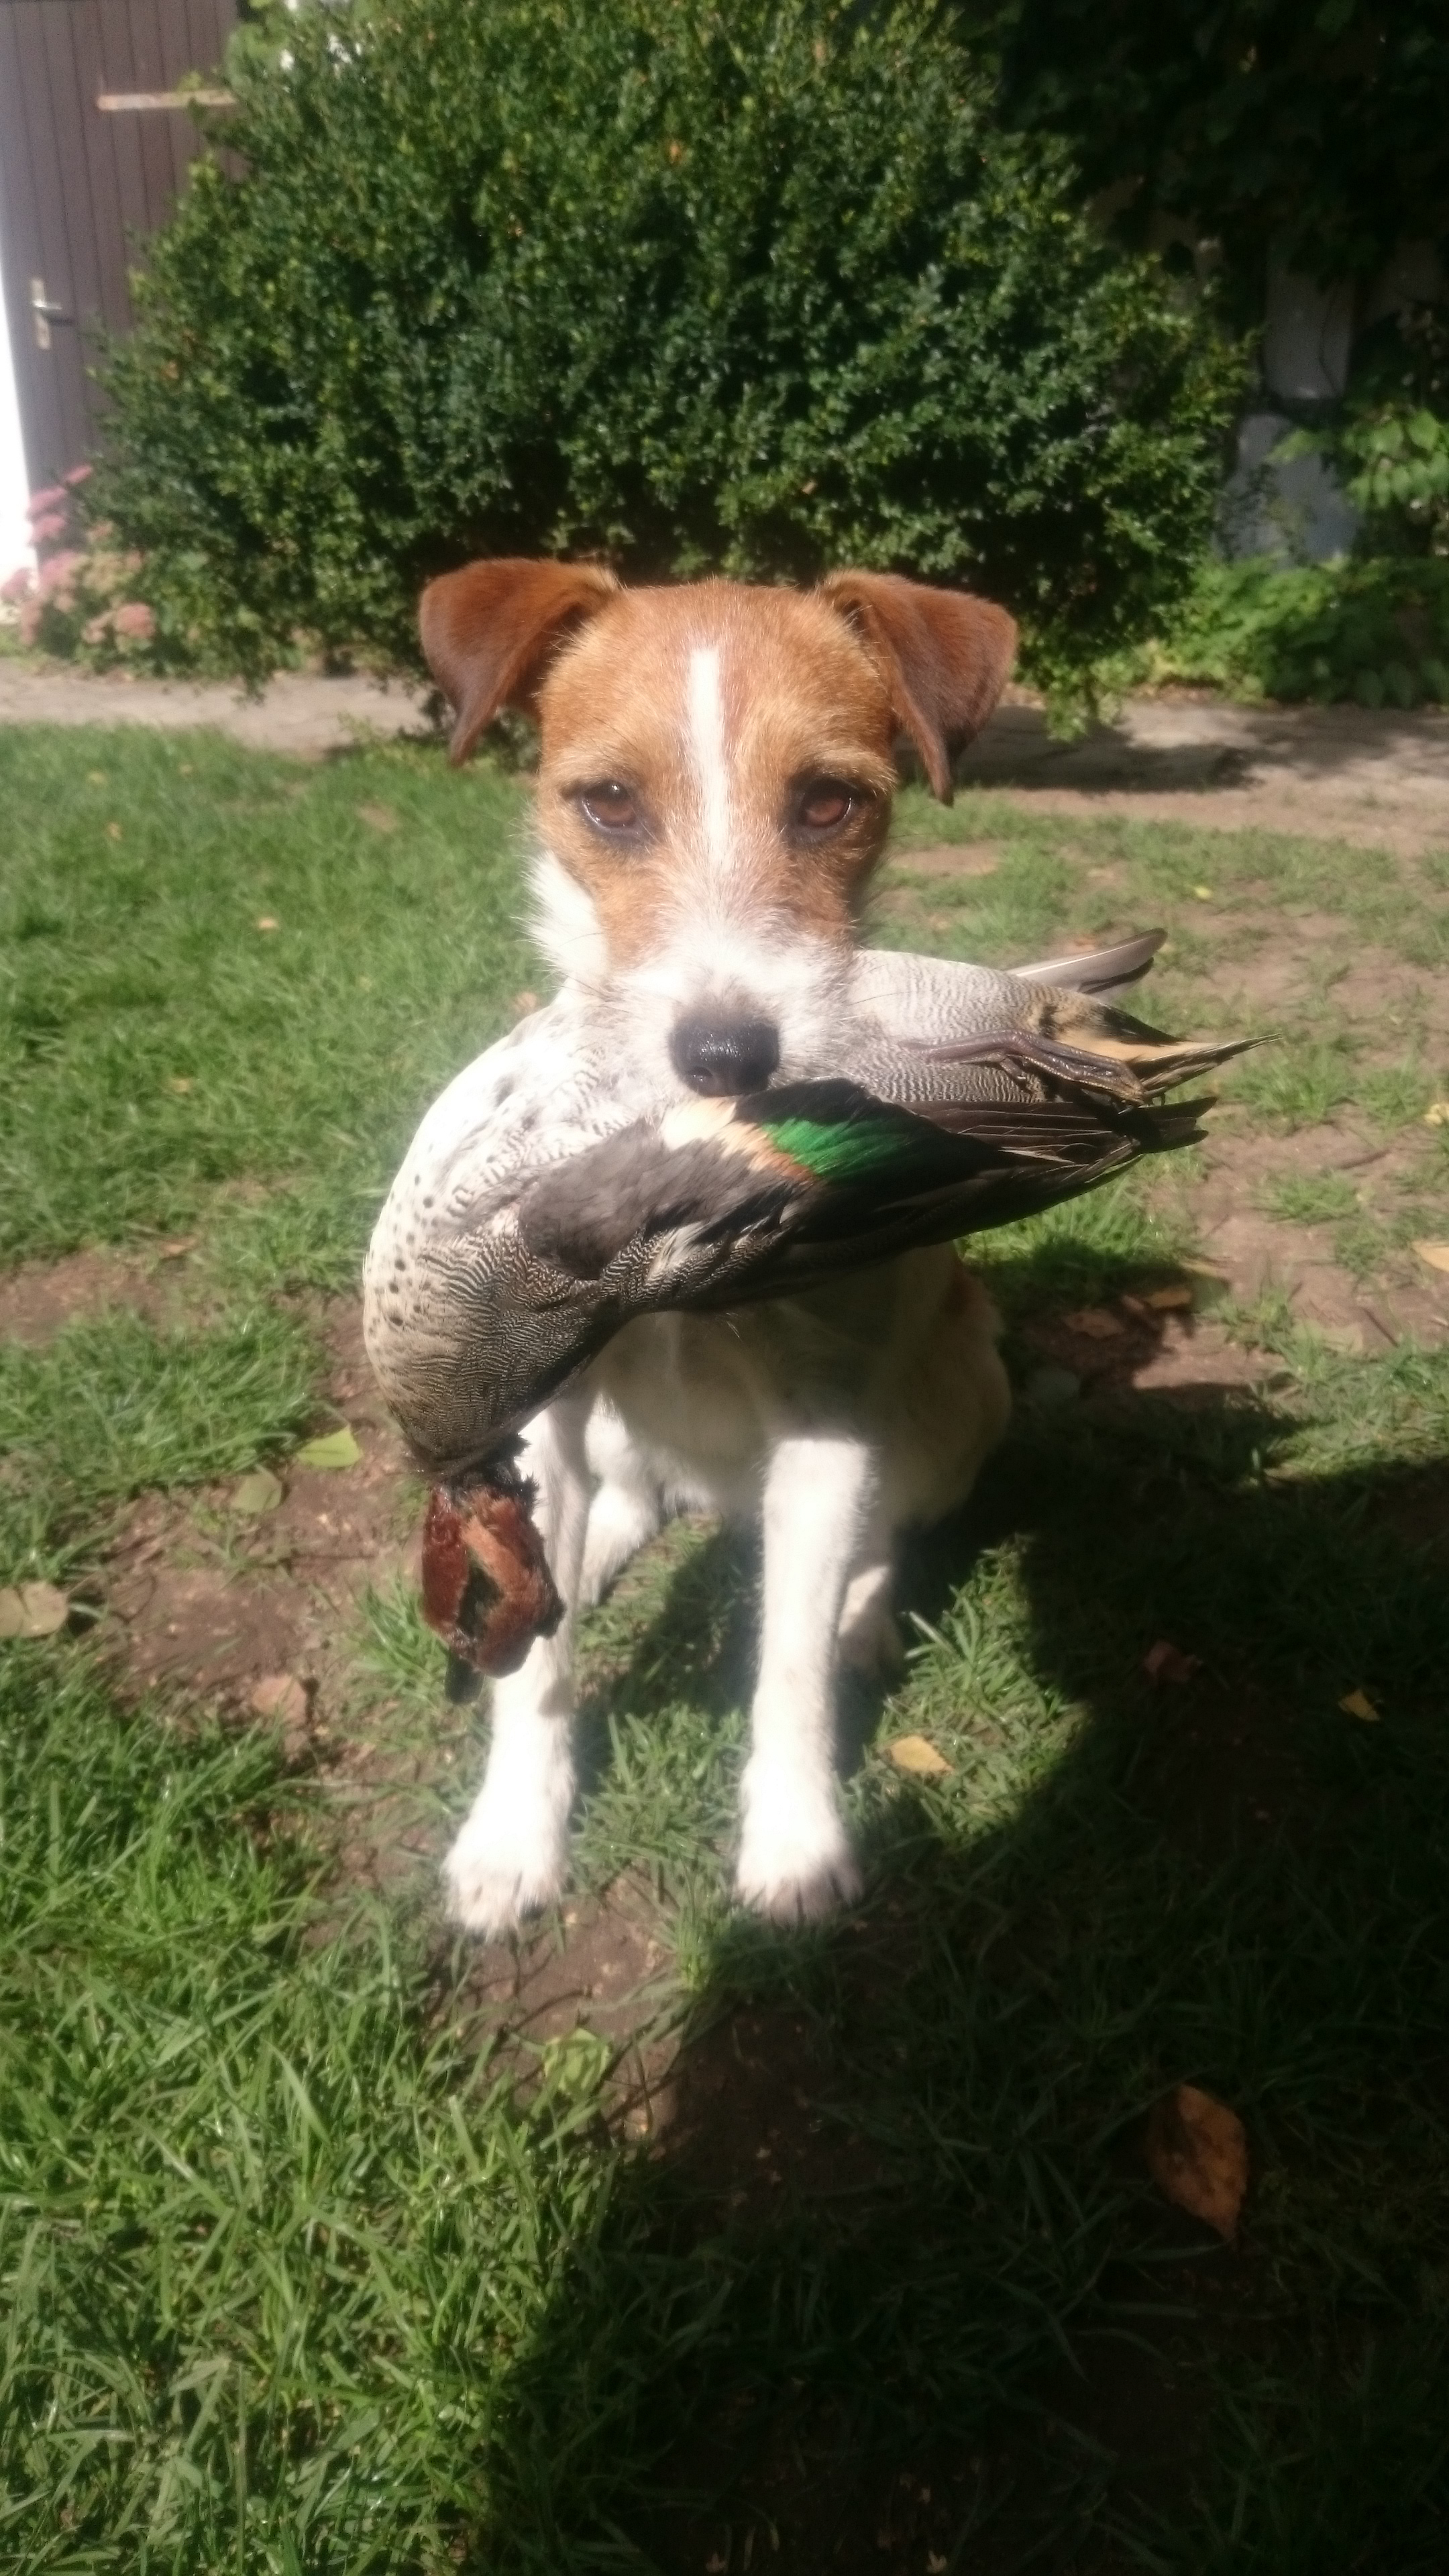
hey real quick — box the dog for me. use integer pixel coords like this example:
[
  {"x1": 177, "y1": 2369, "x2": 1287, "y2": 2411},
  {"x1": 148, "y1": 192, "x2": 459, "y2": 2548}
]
[{"x1": 417, "y1": 559, "x2": 1018, "y2": 1935}]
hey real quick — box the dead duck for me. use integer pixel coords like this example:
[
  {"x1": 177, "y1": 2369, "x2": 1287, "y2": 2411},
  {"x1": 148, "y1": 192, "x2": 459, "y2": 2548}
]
[{"x1": 364, "y1": 931, "x2": 1245, "y2": 1679}]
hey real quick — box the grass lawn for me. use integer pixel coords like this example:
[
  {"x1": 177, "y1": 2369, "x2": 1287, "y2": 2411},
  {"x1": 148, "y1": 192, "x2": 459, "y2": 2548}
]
[{"x1": 2, "y1": 719, "x2": 1448, "y2": 2573}]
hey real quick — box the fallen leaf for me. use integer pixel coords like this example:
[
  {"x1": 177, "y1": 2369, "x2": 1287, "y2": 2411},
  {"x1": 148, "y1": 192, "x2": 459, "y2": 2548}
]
[
  {"x1": 0, "y1": 1581, "x2": 70, "y2": 1640},
  {"x1": 87, "y1": 769, "x2": 107, "y2": 784},
  {"x1": 1413, "y1": 1241, "x2": 1449, "y2": 1274},
  {"x1": 1063, "y1": 1306, "x2": 1124, "y2": 1339},
  {"x1": 296, "y1": 1427, "x2": 360, "y2": 1470},
  {"x1": 512, "y1": 989, "x2": 539, "y2": 1018},
  {"x1": 356, "y1": 801, "x2": 398, "y2": 833},
  {"x1": 1423, "y1": 1102, "x2": 1449, "y2": 1127},
  {"x1": 1191, "y1": 883, "x2": 1214, "y2": 900},
  {"x1": 1143, "y1": 1282, "x2": 1194, "y2": 1311},
  {"x1": 231, "y1": 1468, "x2": 283, "y2": 1517},
  {"x1": 256, "y1": 914, "x2": 280, "y2": 932},
  {"x1": 157, "y1": 1234, "x2": 198, "y2": 1258},
  {"x1": 106, "y1": 820, "x2": 123, "y2": 842},
  {"x1": 885, "y1": 1732, "x2": 953, "y2": 1777},
  {"x1": 166, "y1": 1077, "x2": 193, "y2": 1095},
  {"x1": 1339, "y1": 1687, "x2": 1381, "y2": 1722},
  {"x1": 1146, "y1": 2084, "x2": 1247, "y2": 2239},
  {"x1": 1143, "y1": 1638, "x2": 1201, "y2": 1685},
  {"x1": 249, "y1": 1673, "x2": 309, "y2": 1727},
  {"x1": 927, "y1": 2559, "x2": 948, "y2": 2576}
]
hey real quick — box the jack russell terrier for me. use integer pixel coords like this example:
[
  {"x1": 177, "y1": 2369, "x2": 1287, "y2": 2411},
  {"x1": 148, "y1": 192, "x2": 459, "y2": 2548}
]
[{"x1": 413, "y1": 559, "x2": 1018, "y2": 1934}]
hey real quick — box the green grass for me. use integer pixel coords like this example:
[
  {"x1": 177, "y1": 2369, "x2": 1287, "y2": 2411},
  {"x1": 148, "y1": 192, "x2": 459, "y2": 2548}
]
[
  {"x1": 0, "y1": 727, "x2": 533, "y2": 1279},
  {"x1": 2, "y1": 725, "x2": 1449, "y2": 2568}
]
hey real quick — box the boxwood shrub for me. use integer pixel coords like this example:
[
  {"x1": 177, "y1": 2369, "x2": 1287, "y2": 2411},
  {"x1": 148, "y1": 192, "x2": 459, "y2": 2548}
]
[{"x1": 97, "y1": 0, "x2": 1244, "y2": 702}]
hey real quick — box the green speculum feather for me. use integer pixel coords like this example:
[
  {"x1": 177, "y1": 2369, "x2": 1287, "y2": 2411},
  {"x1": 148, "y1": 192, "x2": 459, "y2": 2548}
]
[{"x1": 753, "y1": 1109, "x2": 909, "y2": 1182}]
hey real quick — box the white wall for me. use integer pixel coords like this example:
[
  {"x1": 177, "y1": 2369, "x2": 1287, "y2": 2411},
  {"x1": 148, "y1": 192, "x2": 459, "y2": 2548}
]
[{"x1": 0, "y1": 263, "x2": 36, "y2": 583}]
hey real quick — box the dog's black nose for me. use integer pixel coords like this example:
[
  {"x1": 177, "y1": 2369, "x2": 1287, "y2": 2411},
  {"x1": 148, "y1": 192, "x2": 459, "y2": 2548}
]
[{"x1": 670, "y1": 1012, "x2": 781, "y2": 1097}]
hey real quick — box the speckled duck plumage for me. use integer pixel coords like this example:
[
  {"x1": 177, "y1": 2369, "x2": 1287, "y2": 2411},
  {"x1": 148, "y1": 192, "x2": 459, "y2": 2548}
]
[{"x1": 364, "y1": 934, "x2": 1245, "y2": 1674}]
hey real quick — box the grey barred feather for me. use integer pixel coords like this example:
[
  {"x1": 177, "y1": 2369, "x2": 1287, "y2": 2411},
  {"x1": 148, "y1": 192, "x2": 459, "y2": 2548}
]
[{"x1": 364, "y1": 937, "x2": 1246, "y2": 1476}]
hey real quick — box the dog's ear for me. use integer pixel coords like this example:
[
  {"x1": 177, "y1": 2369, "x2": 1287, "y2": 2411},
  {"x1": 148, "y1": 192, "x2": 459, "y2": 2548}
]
[
  {"x1": 420, "y1": 557, "x2": 621, "y2": 765},
  {"x1": 817, "y1": 570, "x2": 1016, "y2": 802}
]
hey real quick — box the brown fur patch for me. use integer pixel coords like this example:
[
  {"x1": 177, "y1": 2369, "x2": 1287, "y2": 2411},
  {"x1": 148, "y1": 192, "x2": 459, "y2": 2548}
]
[{"x1": 419, "y1": 563, "x2": 1018, "y2": 974}]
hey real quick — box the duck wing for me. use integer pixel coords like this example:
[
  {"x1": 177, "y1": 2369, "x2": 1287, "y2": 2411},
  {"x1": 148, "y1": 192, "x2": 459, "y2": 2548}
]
[{"x1": 509, "y1": 1051, "x2": 1216, "y2": 1313}]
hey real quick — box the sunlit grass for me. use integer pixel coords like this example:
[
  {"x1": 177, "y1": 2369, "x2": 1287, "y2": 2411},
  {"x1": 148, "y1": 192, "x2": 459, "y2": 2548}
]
[{"x1": 1, "y1": 727, "x2": 1448, "y2": 2565}]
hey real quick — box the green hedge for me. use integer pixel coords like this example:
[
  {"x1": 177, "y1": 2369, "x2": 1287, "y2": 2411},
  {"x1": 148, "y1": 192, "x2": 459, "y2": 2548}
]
[
  {"x1": 1147, "y1": 556, "x2": 1449, "y2": 708},
  {"x1": 97, "y1": 0, "x2": 1243, "y2": 702}
]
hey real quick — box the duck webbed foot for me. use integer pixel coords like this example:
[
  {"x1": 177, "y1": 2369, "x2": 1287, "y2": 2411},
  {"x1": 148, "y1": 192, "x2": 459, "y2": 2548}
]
[{"x1": 420, "y1": 1446, "x2": 564, "y2": 1682}]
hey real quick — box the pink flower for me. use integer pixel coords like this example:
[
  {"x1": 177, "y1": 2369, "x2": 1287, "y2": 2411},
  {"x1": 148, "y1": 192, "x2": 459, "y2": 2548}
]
[
  {"x1": 29, "y1": 512, "x2": 68, "y2": 544},
  {"x1": 26, "y1": 484, "x2": 66, "y2": 517},
  {"x1": 113, "y1": 600, "x2": 154, "y2": 639},
  {"x1": 37, "y1": 549, "x2": 83, "y2": 600},
  {"x1": 91, "y1": 519, "x2": 115, "y2": 541},
  {"x1": 62, "y1": 463, "x2": 94, "y2": 486},
  {"x1": 0, "y1": 567, "x2": 35, "y2": 603},
  {"x1": 82, "y1": 613, "x2": 112, "y2": 645}
]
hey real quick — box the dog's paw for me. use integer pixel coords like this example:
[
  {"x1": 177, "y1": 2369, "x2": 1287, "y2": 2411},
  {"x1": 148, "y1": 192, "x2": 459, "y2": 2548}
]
[
  {"x1": 735, "y1": 1760, "x2": 863, "y2": 1925},
  {"x1": 443, "y1": 1803, "x2": 568, "y2": 1939}
]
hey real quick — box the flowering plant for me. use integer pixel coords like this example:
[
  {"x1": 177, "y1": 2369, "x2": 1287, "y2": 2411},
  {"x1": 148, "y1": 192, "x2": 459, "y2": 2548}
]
[{"x1": 1, "y1": 468, "x2": 158, "y2": 665}]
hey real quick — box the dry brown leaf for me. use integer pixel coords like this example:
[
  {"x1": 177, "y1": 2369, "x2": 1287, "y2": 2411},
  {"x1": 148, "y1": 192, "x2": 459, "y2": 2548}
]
[
  {"x1": 158, "y1": 1235, "x2": 198, "y2": 1259},
  {"x1": 105, "y1": 820, "x2": 123, "y2": 842},
  {"x1": 1339, "y1": 1687, "x2": 1381, "y2": 1722},
  {"x1": 1146, "y1": 2083, "x2": 1247, "y2": 2239},
  {"x1": 166, "y1": 1077, "x2": 193, "y2": 1096},
  {"x1": 1063, "y1": 1307, "x2": 1125, "y2": 1339},
  {"x1": 1422, "y1": 1102, "x2": 1449, "y2": 1128},
  {"x1": 250, "y1": 1673, "x2": 309, "y2": 1727},
  {"x1": 1413, "y1": 1241, "x2": 1449, "y2": 1274},
  {"x1": 885, "y1": 1732, "x2": 953, "y2": 1778},
  {"x1": 0, "y1": 1581, "x2": 70, "y2": 1640},
  {"x1": 1143, "y1": 1283, "x2": 1194, "y2": 1311},
  {"x1": 512, "y1": 989, "x2": 540, "y2": 1018},
  {"x1": 256, "y1": 915, "x2": 280, "y2": 932},
  {"x1": 1142, "y1": 1638, "x2": 1201, "y2": 1686}
]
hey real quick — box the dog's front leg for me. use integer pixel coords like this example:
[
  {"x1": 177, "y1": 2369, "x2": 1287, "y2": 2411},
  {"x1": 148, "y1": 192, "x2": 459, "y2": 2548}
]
[
  {"x1": 736, "y1": 1434, "x2": 875, "y2": 1923},
  {"x1": 444, "y1": 1393, "x2": 591, "y2": 1937}
]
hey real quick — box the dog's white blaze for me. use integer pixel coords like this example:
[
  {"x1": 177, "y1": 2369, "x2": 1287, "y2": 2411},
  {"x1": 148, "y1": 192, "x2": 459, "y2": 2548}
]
[
  {"x1": 529, "y1": 845, "x2": 609, "y2": 985},
  {"x1": 686, "y1": 645, "x2": 734, "y2": 879}
]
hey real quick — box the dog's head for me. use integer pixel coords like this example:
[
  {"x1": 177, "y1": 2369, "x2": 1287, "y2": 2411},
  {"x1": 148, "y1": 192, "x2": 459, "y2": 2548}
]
[{"x1": 421, "y1": 559, "x2": 1015, "y2": 1093}]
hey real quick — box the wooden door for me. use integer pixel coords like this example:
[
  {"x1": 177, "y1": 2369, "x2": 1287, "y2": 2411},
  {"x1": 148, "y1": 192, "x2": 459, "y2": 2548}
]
[{"x1": 0, "y1": 0, "x2": 237, "y2": 488}]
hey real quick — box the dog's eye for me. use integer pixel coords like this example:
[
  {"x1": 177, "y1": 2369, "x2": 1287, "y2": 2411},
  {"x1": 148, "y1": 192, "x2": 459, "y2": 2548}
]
[
  {"x1": 794, "y1": 779, "x2": 857, "y2": 835},
  {"x1": 577, "y1": 782, "x2": 640, "y2": 835}
]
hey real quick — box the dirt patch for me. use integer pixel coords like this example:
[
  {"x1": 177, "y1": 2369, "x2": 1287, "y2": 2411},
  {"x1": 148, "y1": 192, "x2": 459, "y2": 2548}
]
[
  {"x1": 955, "y1": 694, "x2": 1449, "y2": 858},
  {"x1": 0, "y1": 1245, "x2": 195, "y2": 1343},
  {"x1": 889, "y1": 841, "x2": 1002, "y2": 879},
  {"x1": 1020, "y1": 1294, "x2": 1270, "y2": 1401},
  {"x1": 103, "y1": 1303, "x2": 419, "y2": 1732},
  {"x1": 0, "y1": 662, "x2": 430, "y2": 760}
]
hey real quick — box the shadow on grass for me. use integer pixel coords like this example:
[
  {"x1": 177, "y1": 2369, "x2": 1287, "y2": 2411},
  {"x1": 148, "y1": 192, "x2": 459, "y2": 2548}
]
[{"x1": 473, "y1": 1325, "x2": 1449, "y2": 2574}]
